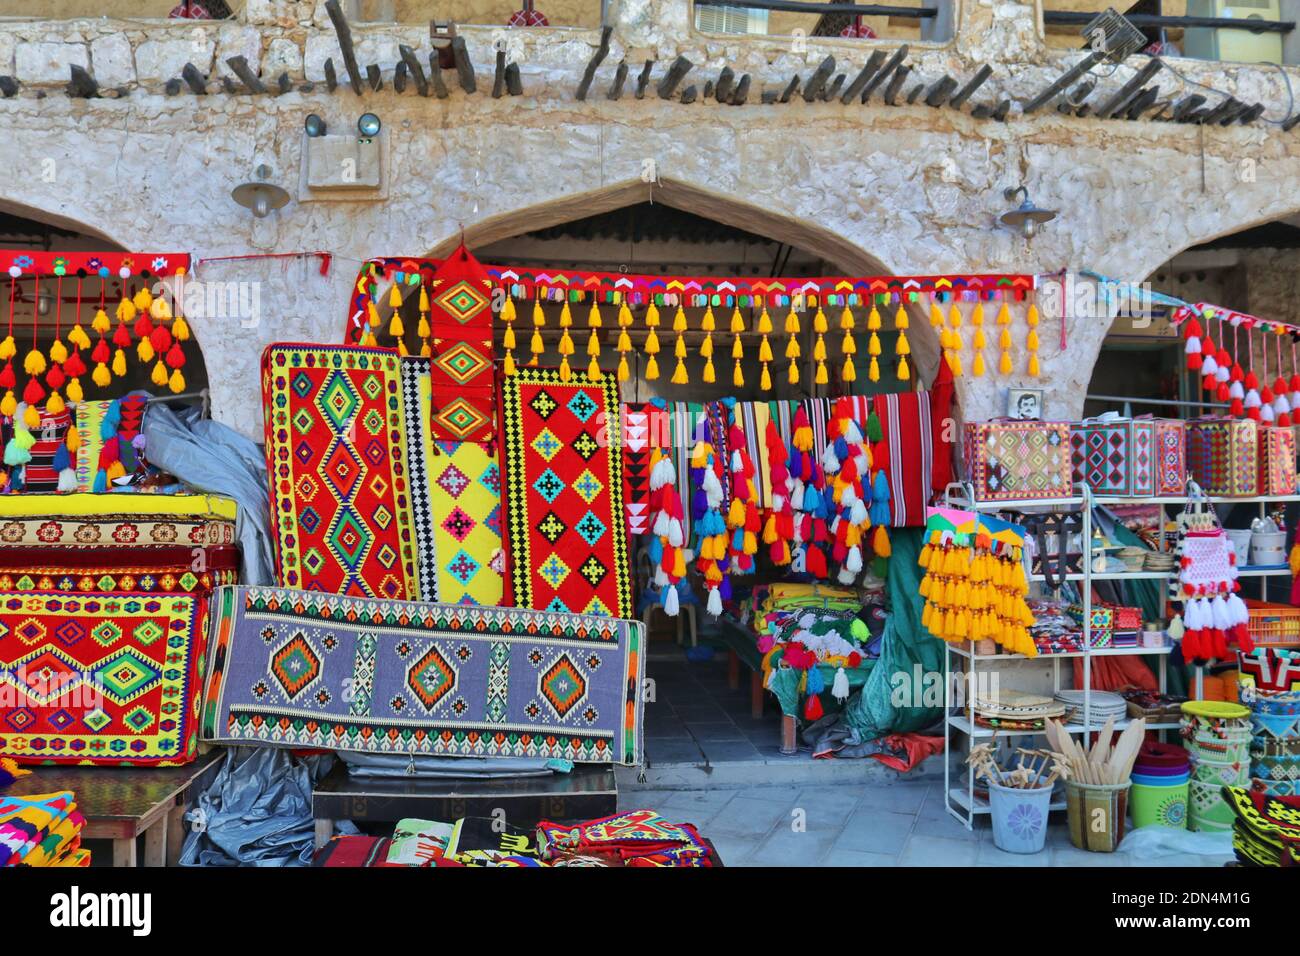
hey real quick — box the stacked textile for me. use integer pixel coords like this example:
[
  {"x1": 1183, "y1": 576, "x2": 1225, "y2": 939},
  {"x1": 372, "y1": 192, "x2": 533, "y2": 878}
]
[
  {"x1": 1222, "y1": 786, "x2": 1300, "y2": 866},
  {"x1": 0, "y1": 790, "x2": 90, "y2": 867},
  {"x1": 1239, "y1": 652, "x2": 1300, "y2": 798},
  {"x1": 313, "y1": 810, "x2": 721, "y2": 868},
  {"x1": 1027, "y1": 598, "x2": 1084, "y2": 655}
]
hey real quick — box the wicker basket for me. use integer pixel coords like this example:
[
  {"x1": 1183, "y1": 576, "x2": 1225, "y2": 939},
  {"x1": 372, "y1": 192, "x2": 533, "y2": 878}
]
[{"x1": 1246, "y1": 600, "x2": 1300, "y2": 647}]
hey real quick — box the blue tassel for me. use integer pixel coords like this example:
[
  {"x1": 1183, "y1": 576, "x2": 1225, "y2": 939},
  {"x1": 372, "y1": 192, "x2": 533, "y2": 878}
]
[
  {"x1": 870, "y1": 499, "x2": 890, "y2": 526},
  {"x1": 9, "y1": 466, "x2": 23, "y2": 491},
  {"x1": 833, "y1": 436, "x2": 849, "y2": 461},
  {"x1": 100, "y1": 399, "x2": 121, "y2": 438},
  {"x1": 52, "y1": 443, "x2": 70, "y2": 472},
  {"x1": 873, "y1": 469, "x2": 890, "y2": 504},
  {"x1": 647, "y1": 536, "x2": 663, "y2": 565},
  {"x1": 92, "y1": 470, "x2": 107, "y2": 493},
  {"x1": 731, "y1": 527, "x2": 745, "y2": 551},
  {"x1": 806, "y1": 665, "x2": 825, "y2": 695},
  {"x1": 802, "y1": 485, "x2": 822, "y2": 514}
]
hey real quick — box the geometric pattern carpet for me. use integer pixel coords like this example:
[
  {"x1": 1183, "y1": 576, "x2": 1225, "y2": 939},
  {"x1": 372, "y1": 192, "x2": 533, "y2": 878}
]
[
  {"x1": 202, "y1": 585, "x2": 645, "y2": 765},
  {"x1": 499, "y1": 368, "x2": 632, "y2": 619},
  {"x1": 262, "y1": 345, "x2": 420, "y2": 601}
]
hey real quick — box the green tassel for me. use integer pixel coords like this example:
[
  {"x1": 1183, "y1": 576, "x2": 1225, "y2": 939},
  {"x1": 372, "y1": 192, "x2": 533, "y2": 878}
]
[{"x1": 866, "y1": 410, "x2": 883, "y2": 444}]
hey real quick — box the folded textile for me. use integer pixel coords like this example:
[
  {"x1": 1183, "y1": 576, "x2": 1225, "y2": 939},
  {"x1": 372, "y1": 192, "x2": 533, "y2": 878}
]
[
  {"x1": 0, "y1": 790, "x2": 76, "y2": 865},
  {"x1": 202, "y1": 585, "x2": 646, "y2": 765},
  {"x1": 0, "y1": 492, "x2": 236, "y2": 547},
  {"x1": 536, "y1": 809, "x2": 717, "y2": 867}
]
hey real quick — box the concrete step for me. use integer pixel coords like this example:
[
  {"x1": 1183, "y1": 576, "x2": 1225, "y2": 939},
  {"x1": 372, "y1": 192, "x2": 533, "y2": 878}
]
[{"x1": 619, "y1": 755, "x2": 944, "y2": 790}]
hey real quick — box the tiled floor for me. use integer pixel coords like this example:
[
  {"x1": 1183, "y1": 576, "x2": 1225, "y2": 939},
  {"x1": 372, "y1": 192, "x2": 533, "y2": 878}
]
[{"x1": 617, "y1": 780, "x2": 1237, "y2": 867}]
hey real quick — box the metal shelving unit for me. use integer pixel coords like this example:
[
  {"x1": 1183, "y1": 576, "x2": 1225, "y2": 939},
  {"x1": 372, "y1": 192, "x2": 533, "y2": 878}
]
[{"x1": 941, "y1": 482, "x2": 1297, "y2": 828}]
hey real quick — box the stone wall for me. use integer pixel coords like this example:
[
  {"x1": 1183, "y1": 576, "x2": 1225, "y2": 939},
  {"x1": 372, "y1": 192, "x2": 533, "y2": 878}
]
[{"x1": 2, "y1": 0, "x2": 1300, "y2": 437}]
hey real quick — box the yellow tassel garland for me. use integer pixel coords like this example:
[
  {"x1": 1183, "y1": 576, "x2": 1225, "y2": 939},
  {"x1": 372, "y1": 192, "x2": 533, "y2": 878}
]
[
  {"x1": 617, "y1": 356, "x2": 630, "y2": 382},
  {"x1": 1026, "y1": 302, "x2": 1040, "y2": 377},
  {"x1": 970, "y1": 302, "x2": 985, "y2": 376},
  {"x1": 112, "y1": 349, "x2": 126, "y2": 378},
  {"x1": 67, "y1": 378, "x2": 83, "y2": 403},
  {"x1": 703, "y1": 358, "x2": 716, "y2": 383},
  {"x1": 49, "y1": 339, "x2": 68, "y2": 364},
  {"x1": 560, "y1": 357, "x2": 572, "y2": 382},
  {"x1": 68, "y1": 324, "x2": 91, "y2": 350},
  {"x1": 672, "y1": 358, "x2": 688, "y2": 385},
  {"x1": 788, "y1": 360, "x2": 799, "y2": 385},
  {"x1": 389, "y1": 284, "x2": 403, "y2": 309},
  {"x1": 91, "y1": 309, "x2": 111, "y2": 336},
  {"x1": 137, "y1": 338, "x2": 154, "y2": 364},
  {"x1": 23, "y1": 349, "x2": 46, "y2": 376},
  {"x1": 730, "y1": 307, "x2": 745, "y2": 334},
  {"x1": 588, "y1": 301, "x2": 602, "y2": 328},
  {"x1": 757, "y1": 308, "x2": 772, "y2": 335},
  {"x1": 760, "y1": 364, "x2": 772, "y2": 391},
  {"x1": 733, "y1": 361, "x2": 745, "y2": 388},
  {"x1": 646, "y1": 355, "x2": 660, "y2": 381},
  {"x1": 559, "y1": 301, "x2": 573, "y2": 328}
]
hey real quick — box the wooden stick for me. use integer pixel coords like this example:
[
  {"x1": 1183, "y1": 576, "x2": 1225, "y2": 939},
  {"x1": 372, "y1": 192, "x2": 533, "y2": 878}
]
[
  {"x1": 505, "y1": 63, "x2": 523, "y2": 96},
  {"x1": 841, "y1": 50, "x2": 886, "y2": 104},
  {"x1": 492, "y1": 50, "x2": 507, "y2": 99},
  {"x1": 324, "y1": 0, "x2": 364, "y2": 96},
  {"x1": 860, "y1": 44, "x2": 907, "y2": 103},
  {"x1": 429, "y1": 52, "x2": 449, "y2": 99},
  {"x1": 656, "y1": 56, "x2": 692, "y2": 100},
  {"x1": 635, "y1": 60, "x2": 653, "y2": 99},
  {"x1": 575, "y1": 25, "x2": 612, "y2": 101},
  {"x1": 224, "y1": 56, "x2": 266, "y2": 95},
  {"x1": 801, "y1": 55, "x2": 836, "y2": 102},
  {"x1": 451, "y1": 36, "x2": 476, "y2": 93},
  {"x1": 181, "y1": 63, "x2": 208, "y2": 96},
  {"x1": 731, "y1": 74, "x2": 750, "y2": 105},
  {"x1": 948, "y1": 64, "x2": 991, "y2": 109},
  {"x1": 606, "y1": 60, "x2": 628, "y2": 100},
  {"x1": 399, "y1": 45, "x2": 429, "y2": 97}
]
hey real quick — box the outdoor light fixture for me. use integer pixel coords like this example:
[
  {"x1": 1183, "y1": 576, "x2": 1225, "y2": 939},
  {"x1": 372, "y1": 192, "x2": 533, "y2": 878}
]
[
  {"x1": 231, "y1": 164, "x2": 291, "y2": 219},
  {"x1": 36, "y1": 292, "x2": 52, "y2": 316},
  {"x1": 357, "y1": 113, "x2": 382, "y2": 138},
  {"x1": 999, "y1": 186, "x2": 1058, "y2": 239},
  {"x1": 304, "y1": 113, "x2": 327, "y2": 137}
]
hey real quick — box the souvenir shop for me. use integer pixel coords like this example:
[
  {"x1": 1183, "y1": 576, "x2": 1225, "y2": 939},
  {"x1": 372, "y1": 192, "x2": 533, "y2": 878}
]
[{"x1": 1, "y1": 238, "x2": 1298, "y2": 869}]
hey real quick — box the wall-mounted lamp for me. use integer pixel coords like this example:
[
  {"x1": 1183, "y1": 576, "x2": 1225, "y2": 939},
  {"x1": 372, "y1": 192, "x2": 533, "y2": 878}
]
[
  {"x1": 304, "y1": 114, "x2": 327, "y2": 137},
  {"x1": 232, "y1": 164, "x2": 291, "y2": 219},
  {"x1": 36, "y1": 292, "x2": 53, "y2": 316},
  {"x1": 357, "y1": 113, "x2": 382, "y2": 139},
  {"x1": 999, "y1": 186, "x2": 1057, "y2": 239}
]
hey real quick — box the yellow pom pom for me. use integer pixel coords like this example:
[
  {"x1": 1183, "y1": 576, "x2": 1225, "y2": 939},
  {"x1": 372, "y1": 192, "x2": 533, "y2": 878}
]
[
  {"x1": 730, "y1": 308, "x2": 745, "y2": 334},
  {"x1": 65, "y1": 416, "x2": 81, "y2": 448},
  {"x1": 897, "y1": 330, "x2": 910, "y2": 356},
  {"x1": 0, "y1": 390, "x2": 14, "y2": 417},
  {"x1": 92, "y1": 364, "x2": 111, "y2": 388},
  {"x1": 23, "y1": 403, "x2": 40, "y2": 429},
  {"x1": 894, "y1": 305, "x2": 909, "y2": 331},
  {"x1": 23, "y1": 349, "x2": 46, "y2": 375},
  {"x1": 587, "y1": 330, "x2": 601, "y2": 357},
  {"x1": 845, "y1": 356, "x2": 858, "y2": 383},
  {"x1": 68, "y1": 324, "x2": 91, "y2": 350},
  {"x1": 112, "y1": 349, "x2": 126, "y2": 377},
  {"x1": 559, "y1": 357, "x2": 572, "y2": 381},
  {"x1": 760, "y1": 364, "x2": 772, "y2": 391},
  {"x1": 733, "y1": 361, "x2": 745, "y2": 388},
  {"x1": 788, "y1": 361, "x2": 799, "y2": 385},
  {"x1": 533, "y1": 300, "x2": 546, "y2": 327},
  {"x1": 645, "y1": 302, "x2": 660, "y2": 327},
  {"x1": 948, "y1": 352, "x2": 962, "y2": 376},
  {"x1": 91, "y1": 309, "x2": 111, "y2": 335},
  {"x1": 898, "y1": 355, "x2": 910, "y2": 380},
  {"x1": 671, "y1": 358, "x2": 688, "y2": 385},
  {"x1": 617, "y1": 356, "x2": 630, "y2": 381},
  {"x1": 759, "y1": 336, "x2": 773, "y2": 363},
  {"x1": 387, "y1": 283, "x2": 402, "y2": 309},
  {"x1": 1027, "y1": 353, "x2": 1040, "y2": 377},
  {"x1": 973, "y1": 328, "x2": 987, "y2": 349},
  {"x1": 588, "y1": 302, "x2": 602, "y2": 328},
  {"x1": 645, "y1": 355, "x2": 660, "y2": 381},
  {"x1": 389, "y1": 313, "x2": 404, "y2": 338},
  {"x1": 152, "y1": 360, "x2": 169, "y2": 387},
  {"x1": 49, "y1": 340, "x2": 68, "y2": 364},
  {"x1": 757, "y1": 308, "x2": 772, "y2": 335},
  {"x1": 703, "y1": 358, "x2": 716, "y2": 383},
  {"x1": 503, "y1": 352, "x2": 517, "y2": 376},
  {"x1": 46, "y1": 390, "x2": 65, "y2": 415},
  {"x1": 133, "y1": 286, "x2": 153, "y2": 311},
  {"x1": 67, "y1": 378, "x2": 83, "y2": 404},
  {"x1": 137, "y1": 338, "x2": 155, "y2": 364},
  {"x1": 949, "y1": 304, "x2": 963, "y2": 329},
  {"x1": 587, "y1": 357, "x2": 602, "y2": 379},
  {"x1": 171, "y1": 315, "x2": 190, "y2": 341}
]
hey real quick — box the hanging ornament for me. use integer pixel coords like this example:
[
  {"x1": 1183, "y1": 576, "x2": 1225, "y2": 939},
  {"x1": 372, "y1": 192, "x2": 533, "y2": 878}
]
[
  {"x1": 529, "y1": 297, "x2": 545, "y2": 366},
  {"x1": 1183, "y1": 313, "x2": 1203, "y2": 371},
  {"x1": 947, "y1": 302, "x2": 964, "y2": 376},
  {"x1": 0, "y1": 277, "x2": 16, "y2": 418},
  {"x1": 44, "y1": 277, "x2": 67, "y2": 415},
  {"x1": 586, "y1": 327, "x2": 602, "y2": 380},
  {"x1": 65, "y1": 278, "x2": 86, "y2": 404},
  {"x1": 643, "y1": 302, "x2": 661, "y2": 381},
  {"x1": 1244, "y1": 325, "x2": 1262, "y2": 420},
  {"x1": 970, "y1": 301, "x2": 986, "y2": 377},
  {"x1": 615, "y1": 299, "x2": 633, "y2": 383},
  {"x1": 812, "y1": 305, "x2": 829, "y2": 385},
  {"x1": 1025, "y1": 300, "x2": 1041, "y2": 377},
  {"x1": 996, "y1": 300, "x2": 1013, "y2": 375},
  {"x1": 895, "y1": 303, "x2": 911, "y2": 381},
  {"x1": 500, "y1": 294, "x2": 517, "y2": 376},
  {"x1": 1228, "y1": 320, "x2": 1246, "y2": 417},
  {"x1": 1290, "y1": 339, "x2": 1300, "y2": 411},
  {"x1": 758, "y1": 305, "x2": 774, "y2": 391},
  {"x1": 417, "y1": 282, "x2": 431, "y2": 357},
  {"x1": 700, "y1": 304, "x2": 716, "y2": 383},
  {"x1": 785, "y1": 304, "x2": 801, "y2": 385}
]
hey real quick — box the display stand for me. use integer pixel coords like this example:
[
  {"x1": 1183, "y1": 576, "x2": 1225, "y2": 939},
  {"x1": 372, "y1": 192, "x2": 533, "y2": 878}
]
[{"x1": 941, "y1": 483, "x2": 1300, "y2": 829}]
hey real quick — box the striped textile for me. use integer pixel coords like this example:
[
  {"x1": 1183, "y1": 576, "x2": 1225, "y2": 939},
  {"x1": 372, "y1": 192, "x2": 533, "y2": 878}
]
[
  {"x1": 873, "y1": 390, "x2": 935, "y2": 527},
  {"x1": 735, "y1": 401, "x2": 774, "y2": 507}
]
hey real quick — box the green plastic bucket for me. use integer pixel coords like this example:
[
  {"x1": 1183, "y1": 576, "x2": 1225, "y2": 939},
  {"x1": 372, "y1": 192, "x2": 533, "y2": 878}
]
[{"x1": 1131, "y1": 781, "x2": 1189, "y2": 829}]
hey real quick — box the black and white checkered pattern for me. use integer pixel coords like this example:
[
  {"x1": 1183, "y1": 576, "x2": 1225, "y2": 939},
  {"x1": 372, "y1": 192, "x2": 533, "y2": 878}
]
[{"x1": 400, "y1": 356, "x2": 439, "y2": 602}]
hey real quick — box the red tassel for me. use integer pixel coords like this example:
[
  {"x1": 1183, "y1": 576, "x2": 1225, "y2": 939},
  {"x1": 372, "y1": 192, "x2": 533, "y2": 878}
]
[
  {"x1": 0, "y1": 362, "x2": 14, "y2": 389},
  {"x1": 22, "y1": 377, "x2": 44, "y2": 405},
  {"x1": 165, "y1": 343, "x2": 185, "y2": 369},
  {"x1": 1245, "y1": 370, "x2": 1259, "y2": 390},
  {"x1": 63, "y1": 351, "x2": 86, "y2": 377},
  {"x1": 45, "y1": 364, "x2": 65, "y2": 390},
  {"x1": 1230, "y1": 398, "x2": 1244, "y2": 417},
  {"x1": 1248, "y1": 407, "x2": 1261, "y2": 421},
  {"x1": 91, "y1": 340, "x2": 111, "y2": 364},
  {"x1": 1216, "y1": 383, "x2": 1230, "y2": 402},
  {"x1": 112, "y1": 323, "x2": 132, "y2": 348},
  {"x1": 805, "y1": 545, "x2": 828, "y2": 578},
  {"x1": 804, "y1": 694, "x2": 823, "y2": 721},
  {"x1": 150, "y1": 325, "x2": 172, "y2": 353},
  {"x1": 133, "y1": 314, "x2": 154, "y2": 339},
  {"x1": 1184, "y1": 317, "x2": 1202, "y2": 338},
  {"x1": 1281, "y1": 413, "x2": 1293, "y2": 428}
]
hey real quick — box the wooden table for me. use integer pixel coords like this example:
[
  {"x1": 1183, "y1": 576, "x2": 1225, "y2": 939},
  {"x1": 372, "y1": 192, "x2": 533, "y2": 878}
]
[{"x1": 5, "y1": 750, "x2": 223, "y2": 867}]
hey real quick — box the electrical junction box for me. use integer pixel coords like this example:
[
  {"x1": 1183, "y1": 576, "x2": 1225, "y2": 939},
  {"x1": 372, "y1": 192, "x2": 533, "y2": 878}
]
[{"x1": 301, "y1": 133, "x2": 385, "y2": 198}]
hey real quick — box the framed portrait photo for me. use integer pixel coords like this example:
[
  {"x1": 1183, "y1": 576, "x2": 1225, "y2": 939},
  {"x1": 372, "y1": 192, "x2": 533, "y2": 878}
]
[{"x1": 1007, "y1": 388, "x2": 1044, "y2": 421}]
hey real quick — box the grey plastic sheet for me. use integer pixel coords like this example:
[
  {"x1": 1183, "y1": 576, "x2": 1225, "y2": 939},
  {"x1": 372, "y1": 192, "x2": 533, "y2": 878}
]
[
  {"x1": 141, "y1": 402, "x2": 275, "y2": 584},
  {"x1": 178, "y1": 747, "x2": 334, "y2": 867},
  {"x1": 341, "y1": 752, "x2": 573, "y2": 779}
]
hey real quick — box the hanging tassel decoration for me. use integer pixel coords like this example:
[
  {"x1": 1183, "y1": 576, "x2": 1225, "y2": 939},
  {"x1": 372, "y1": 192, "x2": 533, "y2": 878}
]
[
  {"x1": 947, "y1": 302, "x2": 964, "y2": 376},
  {"x1": 894, "y1": 304, "x2": 911, "y2": 381},
  {"x1": 758, "y1": 305, "x2": 774, "y2": 391},
  {"x1": 1025, "y1": 301, "x2": 1041, "y2": 377}
]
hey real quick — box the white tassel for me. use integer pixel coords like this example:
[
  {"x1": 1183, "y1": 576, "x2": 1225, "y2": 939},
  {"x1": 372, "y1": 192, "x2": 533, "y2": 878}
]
[
  {"x1": 771, "y1": 493, "x2": 785, "y2": 511},
  {"x1": 57, "y1": 468, "x2": 77, "y2": 492},
  {"x1": 1167, "y1": 614, "x2": 1185, "y2": 641},
  {"x1": 840, "y1": 484, "x2": 858, "y2": 508},
  {"x1": 1290, "y1": 390, "x2": 1300, "y2": 408},
  {"x1": 1275, "y1": 394, "x2": 1291, "y2": 415},
  {"x1": 702, "y1": 467, "x2": 723, "y2": 505},
  {"x1": 845, "y1": 545, "x2": 863, "y2": 573},
  {"x1": 652, "y1": 567, "x2": 668, "y2": 587},
  {"x1": 730, "y1": 449, "x2": 743, "y2": 473},
  {"x1": 854, "y1": 451, "x2": 869, "y2": 476},
  {"x1": 1261, "y1": 404, "x2": 1275, "y2": 423},
  {"x1": 1230, "y1": 381, "x2": 1245, "y2": 400},
  {"x1": 837, "y1": 566, "x2": 856, "y2": 585},
  {"x1": 845, "y1": 421, "x2": 864, "y2": 444},
  {"x1": 848, "y1": 499, "x2": 868, "y2": 527},
  {"x1": 652, "y1": 510, "x2": 672, "y2": 538},
  {"x1": 1216, "y1": 365, "x2": 1230, "y2": 384},
  {"x1": 1201, "y1": 354, "x2": 1219, "y2": 377},
  {"x1": 1226, "y1": 591, "x2": 1249, "y2": 625},
  {"x1": 790, "y1": 482, "x2": 805, "y2": 512},
  {"x1": 831, "y1": 666, "x2": 850, "y2": 701},
  {"x1": 823, "y1": 445, "x2": 841, "y2": 475},
  {"x1": 1211, "y1": 594, "x2": 1231, "y2": 630},
  {"x1": 663, "y1": 584, "x2": 680, "y2": 617},
  {"x1": 667, "y1": 519, "x2": 684, "y2": 549},
  {"x1": 1245, "y1": 389, "x2": 1262, "y2": 409},
  {"x1": 1185, "y1": 335, "x2": 1201, "y2": 355},
  {"x1": 706, "y1": 586, "x2": 722, "y2": 617}
]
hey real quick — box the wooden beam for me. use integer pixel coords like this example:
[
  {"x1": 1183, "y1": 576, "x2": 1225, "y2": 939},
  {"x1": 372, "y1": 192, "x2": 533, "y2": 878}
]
[
  {"x1": 1093, "y1": 57, "x2": 1163, "y2": 119},
  {"x1": 656, "y1": 55, "x2": 692, "y2": 100},
  {"x1": 492, "y1": 50, "x2": 507, "y2": 98},
  {"x1": 66, "y1": 64, "x2": 98, "y2": 98},
  {"x1": 576, "y1": 26, "x2": 613, "y2": 101},
  {"x1": 393, "y1": 60, "x2": 407, "y2": 94},
  {"x1": 924, "y1": 74, "x2": 958, "y2": 107},
  {"x1": 861, "y1": 44, "x2": 907, "y2": 103},
  {"x1": 840, "y1": 51, "x2": 886, "y2": 104},
  {"x1": 779, "y1": 75, "x2": 800, "y2": 103},
  {"x1": 731, "y1": 73, "x2": 750, "y2": 105},
  {"x1": 181, "y1": 63, "x2": 207, "y2": 95},
  {"x1": 429, "y1": 52, "x2": 449, "y2": 99},
  {"x1": 882, "y1": 64, "x2": 910, "y2": 106},
  {"x1": 225, "y1": 56, "x2": 266, "y2": 94},
  {"x1": 947, "y1": 63, "x2": 991, "y2": 109},
  {"x1": 324, "y1": 0, "x2": 364, "y2": 95},
  {"x1": 451, "y1": 35, "x2": 476, "y2": 93},
  {"x1": 635, "y1": 60, "x2": 653, "y2": 99},
  {"x1": 801, "y1": 55, "x2": 835, "y2": 102},
  {"x1": 824, "y1": 73, "x2": 846, "y2": 101},
  {"x1": 1021, "y1": 51, "x2": 1103, "y2": 114},
  {"x1": 761, "y1": 90, "x2": 779, "y2": 104},
  {"x1": 680, "y1": 84, "x2": 697, "y2": 104},
  {"x1": 399, "y1": 45, "x2": 429, "y2": 97},
  {"x1": 607, "y1": 60, "x2": 628, "y2": 100},
  {"x1": 715, "y1": 66, "x2": 734, "y2": 102},
  {"x1": 505, "y1": 63, "x2": 523, "y2": 95},
  {"x1": 1169, "y1": 93, "x2": 1206, "y2": 121},
  {"x1": 1124, "y1": 86, "x2": 1159, "y2": 119},
  {"x1": 324, "y1": 58, "x2": 338, "y2": 93}
]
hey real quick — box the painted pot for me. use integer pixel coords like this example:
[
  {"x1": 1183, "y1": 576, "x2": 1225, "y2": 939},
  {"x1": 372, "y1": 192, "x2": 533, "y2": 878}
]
[{"x1": 987, "y1": 781, "x2": 1054, "y2": 855}]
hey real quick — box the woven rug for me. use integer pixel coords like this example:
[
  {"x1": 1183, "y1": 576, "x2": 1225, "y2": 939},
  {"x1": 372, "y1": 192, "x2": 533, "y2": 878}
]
[
  {"x1": 427, "y1": 246, "x2": 495, "y2": 443},
  {"x1": 262, "y1": 345, "x2": 419, "y2": 600},
  {"x1": 201, "y1": 585, "x2": 645, "y2": 765},
  {"x1": 0, "y1": 791, "x2": 77, "y2": 865},
  {"x1": 0, "y1": 592, "x2": 205, "y2": 765},
  {"x1": 0, "y1": 493, "x2": 236, "y2": 547},
  {"x1": 400, "y1": 357, "x2": 503, "y2": 605},
  {"x1": 74, "y1": 399, "x2": 110, "y2": 492},
  {"x1": 0, "y1": 544, "x2": 238, "y2": 594},
  {"x1": 499, "y1": 368, "x2": 632, "y2": 618}
]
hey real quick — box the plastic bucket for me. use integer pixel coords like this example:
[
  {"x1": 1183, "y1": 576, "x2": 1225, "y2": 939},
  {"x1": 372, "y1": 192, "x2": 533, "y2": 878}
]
[
  {"x1": 1132, "y1": 760, "x2": 1191, "y2": 777},
  {"x1": 1131, "y1": 771, "x2": 1190, "y2": 787},
  {"x1": 1225, "y1": 528, "x2": 1252, "y2": 564},
  {"x1": 1131, "y1": 781, "x2": 1189, "y2": 830},
  {"x1": 1065, "y1": 779, "x2": 1131, "y2": 853},
  {"x1": 1188, "y1": 778, "x2": 1238, "y2": 831},
  {"x1": 987, "y1": 781, "x2": 1054, "y2": 855}
]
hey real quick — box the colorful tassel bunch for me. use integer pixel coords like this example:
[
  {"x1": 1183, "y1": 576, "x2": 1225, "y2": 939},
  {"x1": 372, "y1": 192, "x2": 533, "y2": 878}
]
[
  {"x1": 499, "y1": 295, "x2": 516, "y2": 375},
  {"x1": 647, "y1": 447, "x2": 687, "y2": 617},
  {"x1": 822, "y1": 399, "x2": 876, "y2": 586},
  {"x1": 725, "y1": 421, "x2": 761, "y2": 575},
  {"x1": 787, "y1": 405, "x2": 831, "y2": 579},
  {"x1": 690, "y1": 439, "x2": 729, "y2": 617},
  {"x1": 763, "y1": 418, "x2": 794, "y2": 567},
  {"x1": 917, "y1": 529, "x2": 1036, "y2": 656}
]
